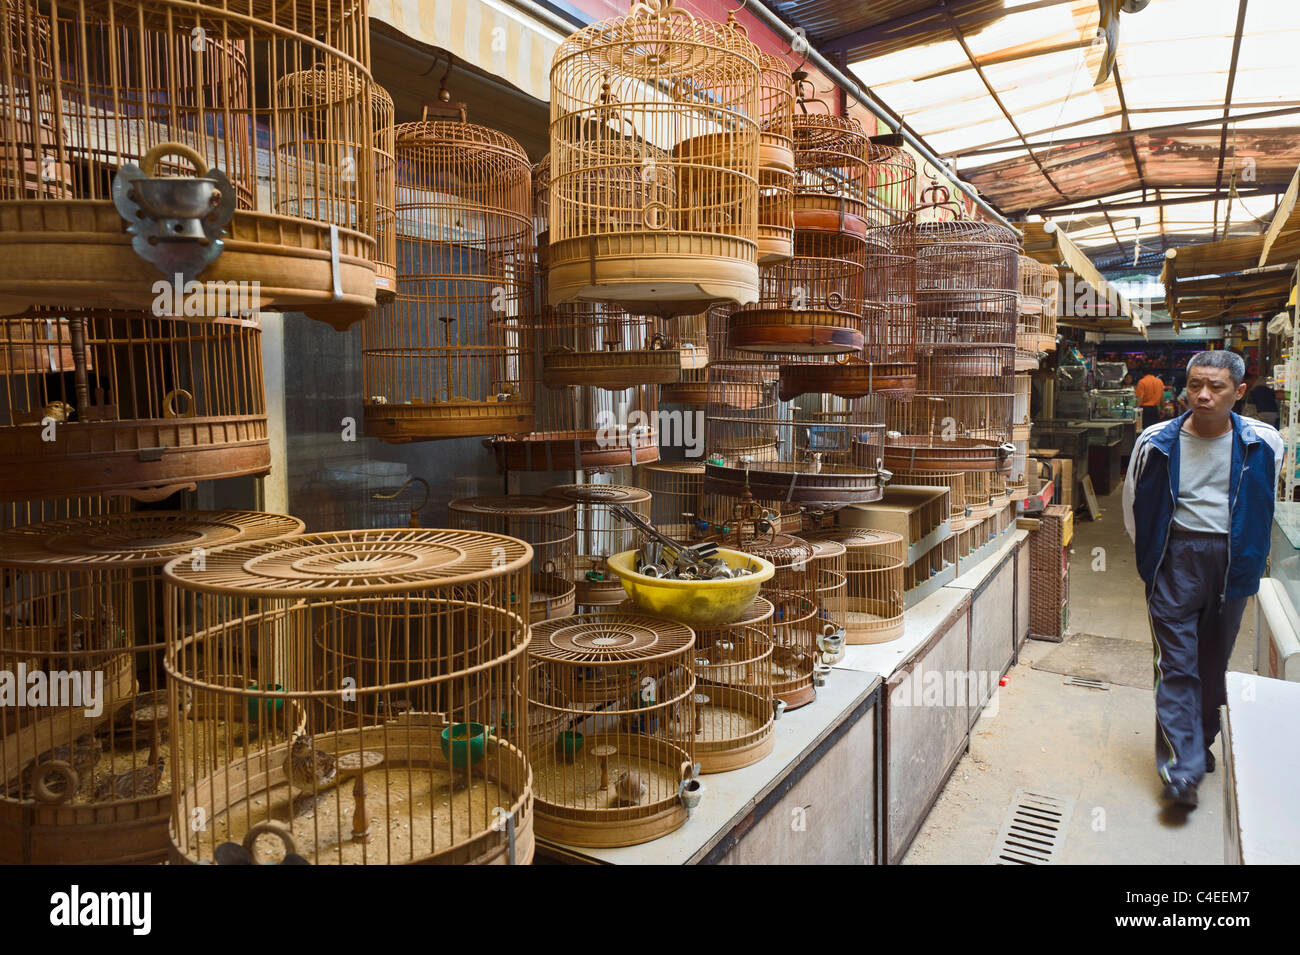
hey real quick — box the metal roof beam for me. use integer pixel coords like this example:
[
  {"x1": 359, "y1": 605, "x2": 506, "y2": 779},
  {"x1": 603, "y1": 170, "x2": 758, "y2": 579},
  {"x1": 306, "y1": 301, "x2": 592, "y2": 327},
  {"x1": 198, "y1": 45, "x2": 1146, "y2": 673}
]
[{"x1": 820, "y1": 0, "x2": 1074, "y2": 55}]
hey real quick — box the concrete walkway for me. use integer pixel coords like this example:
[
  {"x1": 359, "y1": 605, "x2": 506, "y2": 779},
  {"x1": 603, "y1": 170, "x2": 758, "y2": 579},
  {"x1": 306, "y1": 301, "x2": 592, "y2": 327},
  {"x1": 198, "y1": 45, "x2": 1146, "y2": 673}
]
[{"x1": 903, "y1": 486, "x2": 1255, "y2": 865}]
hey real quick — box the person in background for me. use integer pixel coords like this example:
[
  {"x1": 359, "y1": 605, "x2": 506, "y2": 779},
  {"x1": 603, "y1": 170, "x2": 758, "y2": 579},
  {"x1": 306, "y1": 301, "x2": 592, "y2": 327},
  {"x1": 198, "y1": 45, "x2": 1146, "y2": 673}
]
[
  {"x1": 1121, "y1": 372, "x2": 1134, "y2": 387},
  {"x1": 1249, "y1": 376, "x2": 1280, "y2": 428},
  {"x1": 1123, "y1": 350, "x2": 1283, "y2": 809},
  {"x1": 1135, "y1": 366, "x2": 1165, "y2": 430}
]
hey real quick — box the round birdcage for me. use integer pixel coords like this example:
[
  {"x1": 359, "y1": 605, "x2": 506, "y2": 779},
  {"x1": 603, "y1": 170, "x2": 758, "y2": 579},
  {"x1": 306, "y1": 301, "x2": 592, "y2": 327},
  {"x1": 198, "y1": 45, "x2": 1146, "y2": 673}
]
[
  {"x1": 1015, "y1": 254, "x2": 1044, "y2": 370},
  {"x1": 543, "y1": 483, "x2": 652, "y2": 606},
  {"x1": 527, "y1": 611, "x2": 698, "y2": 847},
  {"x1": 659, "y1": 310, "x2": 710, "y2": 405},
  {"x1": 362, "y1": 116, "x2": 534, "y2": 442},
  {"x1": 1039, "y1": 263, "x2": 1060, "y2": 351},
  {"x1": 0, "y1": 0, "x2": 382, "y2": 328},
  {"x1": 2, "y1": 491, "x2": 126, "y2": 533},
  {"x1": 0, "y1": 510, "x2": 303, "y2": 864},
  {"x1": 447, "y1": 495, "x2": 577, "y2": 622},
  {"x1": 0, "y1": 311, "x2": 269, "y2": 501},
  {"x1": 756, "y1": 52, "x2": 795, "y2": 265},
  {"x1": 534, "y1": 298, "x2": 679, "y2": 391},
  {"x1": 636, "y1": 461, "x2": 705, "y2": 540},
  {"x1": 164, "y1": 528, "x2": 535, "y2": 865},
  {"x1": 548, "y1": 0, "x2": 763, "y2": 315},
  {"x1": 806, "y1": 536, "x2": 847, "y2": 663},
  {"x1": 703, "y1": 360, "x2": 887, "y2": 507},
  {"x1": 809, "y1": 528, "x2": 904, "y2": 644}
]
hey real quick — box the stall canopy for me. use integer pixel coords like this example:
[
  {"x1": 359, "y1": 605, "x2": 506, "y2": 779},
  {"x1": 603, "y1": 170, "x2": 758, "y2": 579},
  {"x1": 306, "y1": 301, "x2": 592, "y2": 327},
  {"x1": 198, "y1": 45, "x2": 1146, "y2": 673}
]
[
  {"x1": 1260, "y1": 164, "x2": 1300, "y2": 269},
  {"x1": 1161, "y1": 233, "x2": 1293, "y2": 330},
  {"x1": 1022, "y1": 221, "x2": 1148, "y2": 337}
]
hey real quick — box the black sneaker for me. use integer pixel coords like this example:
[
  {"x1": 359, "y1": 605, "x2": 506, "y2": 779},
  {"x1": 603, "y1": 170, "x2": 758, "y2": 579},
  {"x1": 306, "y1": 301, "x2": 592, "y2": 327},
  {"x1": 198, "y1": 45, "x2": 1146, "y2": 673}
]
[
  {"x1": 1161, "y1": 780, "x2": 1198, "y2": 809},
  {"x1": 1205, "y1": 748, "x2": 1216, "y2": 773}
]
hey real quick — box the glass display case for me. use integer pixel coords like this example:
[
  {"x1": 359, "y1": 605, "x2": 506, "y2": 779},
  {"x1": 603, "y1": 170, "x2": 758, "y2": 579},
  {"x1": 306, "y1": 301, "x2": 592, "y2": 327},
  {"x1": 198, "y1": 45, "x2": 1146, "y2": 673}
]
[
  {"x1": 1094, "y1": 362, "x2": 1128, "y2": 388},
  {"x1": 1056, "y1": 364, "x2": 1089, "y2": 391},
  {"x1": 1090, "y1": 387, "x2": 1136, "y2": 420}
]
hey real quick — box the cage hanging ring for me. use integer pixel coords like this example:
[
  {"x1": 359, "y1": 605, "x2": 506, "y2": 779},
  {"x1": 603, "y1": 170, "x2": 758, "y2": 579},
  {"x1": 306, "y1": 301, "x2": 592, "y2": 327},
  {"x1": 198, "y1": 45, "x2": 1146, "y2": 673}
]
[
  {"x1": 826, "y1": 291, "x2": 845, "y2": 310},
  {"x1": 163, "y1": 388, "x2": 195, "y2": 418},
  {"x1": 31, "y1": 760, "x2": 78, "y2": 805},
  {"x1": 642, "y1": 201, "x2": 670, "y2": 230},
  {"x1": 243, "y1": 820, "x2": 299, "y2": 862},
  {"x1": 140, "y1": 141, "x2": 210, "y2": 179},
  {"x1": 820, "y1": 174, "x2": 839, "y2": 194}
]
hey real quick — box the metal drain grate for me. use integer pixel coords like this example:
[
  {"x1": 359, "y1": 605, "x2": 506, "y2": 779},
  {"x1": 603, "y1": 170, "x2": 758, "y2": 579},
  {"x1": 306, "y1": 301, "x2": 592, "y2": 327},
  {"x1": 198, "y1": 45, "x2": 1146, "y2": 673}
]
[
  {"x1": 1064, "y1": 676, "x2": 1109, "y2": 690},
  {"x1": 987, "y1": 789, "x2": 1074, "y2": 865}
]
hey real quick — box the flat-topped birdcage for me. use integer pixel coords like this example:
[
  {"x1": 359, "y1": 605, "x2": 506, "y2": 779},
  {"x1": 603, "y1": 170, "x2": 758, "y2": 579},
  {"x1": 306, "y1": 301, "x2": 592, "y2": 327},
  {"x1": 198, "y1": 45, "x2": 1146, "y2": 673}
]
[
  {"x1": 164, "y1": 528, "x2": 536, "y2": 865},
  {"x1": 543, "y1": 483, "x2": 651, "y2": 606},
  {"x1": 527, "y1": 611, "x2": 699, "y2": 847},
  {"x1": 3, "y1": 491, "x2": 126, "y2": 533},
  {"x1": 809, "y1": 528, "x2": 904, "y2": 644},
  {"x1": 362, "y1": 116, "x2": 535, "y2": 442},
  {"x1": 703, "y1": 359, "x2": 887, "y2": 507},
  {"x1": 660, "y1": 310, "x2": 710, "y2": 405},
  {"x1": 0, "y1": 509, "x2": 303, "y2": 864},
  {"x1": 0, "y1": 0, "x2": 383, "y2": 328},
  {"x1": 547, "y1": 0, "x2": 762, "y2": 315},
  {"x1": 806, "y1": 536, "x2": 847, "y2": 663},
  {"x1": 636, "y1": 461, "x2": 705, "y2": 541},
  {"x1": 447, "y1": 495, "x2": 577, "y2": 623},
  {"x1": 0, "y1": 311, "x2": 269, "y2": 501}
]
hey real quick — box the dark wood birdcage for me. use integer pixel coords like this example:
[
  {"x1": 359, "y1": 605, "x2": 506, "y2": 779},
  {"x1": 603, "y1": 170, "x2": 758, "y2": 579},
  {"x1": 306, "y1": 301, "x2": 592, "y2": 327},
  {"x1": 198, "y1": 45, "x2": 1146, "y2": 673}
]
[
  {"x1": 362, "y1": 115, "x2": 535, "y2": 443},
  {"x1": 0, "y1": 310, "x2": 269, "y2": 501},
  {"x1": 164, "y1": 528, "x2": 535, "y2": 865},
  {"x1": 447, "y1": 495, "x2": 577, "y2": 623},
  {"x1": 548, "y1": 0, "x2": 762, "y2": 315},
  {"x1": 0, "y1": 0, "x2": 384, "y2": 328},
  {"x1": 0, "y1": 509, "x2": 302, "y2": 864}
]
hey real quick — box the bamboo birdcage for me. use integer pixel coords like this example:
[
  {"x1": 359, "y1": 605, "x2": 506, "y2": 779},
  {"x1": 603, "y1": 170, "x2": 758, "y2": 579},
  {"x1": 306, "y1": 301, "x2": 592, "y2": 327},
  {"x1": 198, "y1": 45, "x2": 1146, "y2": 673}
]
[
  {"x1": 0, "y1": 311, "x2": 269, "y2": 501},
  {"x1": 547, "y1": 0, "x2": 763, "y2": 315},
  {"x1": 756, "y1": 52, "x2": 794, "y2": 266},
  {"x1": 889, "y1": 470, "x2": 969, "y2": 530},
  {"x1": 806, "y1": 536, "x2": 846, "y2": 663},
  {"x1": 636, "y1": 461, "x2": 706, "y2": 540},
  {"x1": 527, "y1": 612, "x2": 698, "y2": 847},
  {"x1": 810, "y1": 528, "x2": 904, "y2": 644},
  {"x1": 703, "y1": 359, "x2": 887, "y2": 507},
  {"x1": 3, "y1": 491, "x2": 126, "y2": 533},
  {"x1": 1039, "y1": 263, "x2": 1060, "y2": 352},
  {"x1": 1015, "y1": 254, "x2": 1043, "y2": 371},
  {"x1": 447, "y1": 495, "x2": 577, "y2": 622},
  {"x1": 544, "y1": 483, "x2": 651, "y2": 606},
  {"x1": 362, "y1": 116, "x2": 535, "y2": 443},
  {"x1": 660, "y1": 310, "x2": 710, "y2": 405},
  {"x1": 0, "y1": 510, "x2": 303, "y2": 864},
  {"x1": 0, "y1": 0, "x2": 383, "y2": 328},
  {"x1": 164, "y1": 528, "x2": 535, "y2": 865}
]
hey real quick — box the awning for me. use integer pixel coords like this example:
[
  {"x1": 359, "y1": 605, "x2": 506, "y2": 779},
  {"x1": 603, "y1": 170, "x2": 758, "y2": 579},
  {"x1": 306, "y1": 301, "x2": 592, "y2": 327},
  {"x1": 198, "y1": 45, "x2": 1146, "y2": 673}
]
[
  {"x1": 1021, "y1": 221, "x2": 1148, "y2": 337},
  {"x1": 1161, "y1": 233, "x2": 1294, "y2": 330},
  {"x1": 1261, "y1": 164, "x2": 1300, "y2": 268}
]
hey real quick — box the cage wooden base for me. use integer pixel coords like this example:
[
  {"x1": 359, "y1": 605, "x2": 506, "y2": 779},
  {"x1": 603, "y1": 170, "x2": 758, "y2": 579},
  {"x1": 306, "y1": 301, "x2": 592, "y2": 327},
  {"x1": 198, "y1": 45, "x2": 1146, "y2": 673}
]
[
  {"x1": 491, "y1": 431, "x2": 659, "y2": 472},
  {"x1": 757, "y1": 232, "x2": 794, "y2": 266},
  {"x1": 0, "y1": 204, "x2": 378, "y2": 329},
  {"x1": 846, "y1": 599, "x2": 905, "y2": 644},
  {"x1": 0, "y1": 417, "x2": 269, "y2": 502},
  {"x1": 542, "y1": 349, "x2": 681, "y2": 389},
  {"x1": 170, "y1": 723, "x2": 534, "y2": 865},
  {"x1": 760, "y1": 138, "x2": 795, "y2": 175},
  {"x1": 547, "y1": 239, "x2": 759, "y2": 317},
  {"x1": 704, "y1": 462, "x2": 883, "y2": 508},
  {"x1": 882, "y1": 436, "x2": 1013, "y2": 473},
  {"x1": 791, "y1": 199, "x2": 874, "y2": 238},
  {"x1": 694, "y1": 684, "x2": 775, "y2": 774},
  {"x1": 363, "y1": 400, "x2": 534, "y2": 443},
  {"x1": 661, "y1": 381, "x2": 709, "y2": 405},
  {"x1": 779, "y1": 360, "x2": 916, "y2": 401},
  {"x1": 533, "y1": 573, "x2": 577, "y2": 622},
  {"x1": 727, "y1": 312, "x2": 863, "y2": 355}
]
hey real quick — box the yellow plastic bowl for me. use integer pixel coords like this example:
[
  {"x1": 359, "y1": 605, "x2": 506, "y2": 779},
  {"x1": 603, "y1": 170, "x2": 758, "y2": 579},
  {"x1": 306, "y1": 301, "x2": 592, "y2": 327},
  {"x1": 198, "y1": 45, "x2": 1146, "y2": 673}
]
[{"x1": 606, "y1": 548, "x2": 775, "y2": 628}]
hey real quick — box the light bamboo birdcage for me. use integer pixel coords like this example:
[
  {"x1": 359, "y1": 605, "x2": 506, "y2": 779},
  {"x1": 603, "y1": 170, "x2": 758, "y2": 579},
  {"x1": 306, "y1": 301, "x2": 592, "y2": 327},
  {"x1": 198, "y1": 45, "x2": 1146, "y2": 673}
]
[
  {"x1": 660, "y1": 310, "x2": 710, "y2": 405},
  {"x1": 636, "y1": 461, "x2": 705, "y2": 541},
  {"x1": 0, "y1": 509, "x2": 303, "y2": 864},
  {"x1": 1015, "y1": 254, "x2": 1043, "y2": 371},
  {"x1": 1008, "y1": 419, "x2": 1032, "y2": 497},
  {"x1": 0, "y1": 311, "x2": 269, "y2": 501},
  {"x1": 3, "y1": 491, "x2": 127, "y2": 532},
  {"x1": 535, "y1": 300, "x2": 679, "y2": 391},
  {"x1": 544, "y1": 483, "x2": 652, "y2": 606},
  {"x1": 547, "y1": 0, "x2": 762, "y2": 316},
  {"x1": 447, "y1": 495, "x2": 577, "y2": 622},
  {"x1": 620, "y1": 595, "x2": 777, "y2": 773},
  {"x1": 164, "y1": 528, "x2": 535, "y2": 865},
  {"x1": 810, "y1": 528, "x2": 904, "y2": 644},
  {"x1": 362, "y1": 115, "x2": 534, "y2": 443},
  {"x1": 756, "y1": 52, "x2": 794, "y2": 266},
  {"x1": 0, "y1": 0, "x2": 383, "y2": 328},
  {"x1": 703, "y1": 359, "x2": 887, "y2": 507},
  {"x1": 1039, "y1": 263, "x2": 1060, "y2": 351},
  {"x1": 806, "y1": 536, "x2": 846, "y2": 663},
  {"x1": 527, "y1": 612, "x2": 699, "y2": 847}
]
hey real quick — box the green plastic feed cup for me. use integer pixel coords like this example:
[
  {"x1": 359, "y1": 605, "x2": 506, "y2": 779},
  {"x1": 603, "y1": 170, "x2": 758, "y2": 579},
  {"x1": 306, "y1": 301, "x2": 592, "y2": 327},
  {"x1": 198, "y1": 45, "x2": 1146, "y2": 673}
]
[{"x1": 440, "y1": 722, "x2": 489, "y2": 768}]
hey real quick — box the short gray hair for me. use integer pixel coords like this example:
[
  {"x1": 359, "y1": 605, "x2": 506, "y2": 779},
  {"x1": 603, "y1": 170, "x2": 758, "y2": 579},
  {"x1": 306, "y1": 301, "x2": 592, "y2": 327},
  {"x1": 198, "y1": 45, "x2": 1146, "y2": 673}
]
[{"x1": 1186, "y1": 350, "x2": 1245, "y2": 386}]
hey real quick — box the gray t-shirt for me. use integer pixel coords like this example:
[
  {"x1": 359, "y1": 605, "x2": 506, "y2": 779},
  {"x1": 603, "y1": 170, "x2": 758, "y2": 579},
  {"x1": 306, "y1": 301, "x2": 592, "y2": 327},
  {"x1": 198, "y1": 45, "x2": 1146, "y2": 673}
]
[{"x1": 1173, "y1": 427, "x2": 1233, "y2": 533}]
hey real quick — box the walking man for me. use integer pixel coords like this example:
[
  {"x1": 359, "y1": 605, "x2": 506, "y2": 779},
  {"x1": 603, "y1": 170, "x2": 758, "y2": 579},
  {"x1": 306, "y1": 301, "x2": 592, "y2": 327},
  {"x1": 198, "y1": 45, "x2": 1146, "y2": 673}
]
[
  {"x1": 1135, "y1": 366, "x2": 1165, "y2": 431},
  {"x1": 1123, "y1": 351, "x2": 1283, "y2": 808}
]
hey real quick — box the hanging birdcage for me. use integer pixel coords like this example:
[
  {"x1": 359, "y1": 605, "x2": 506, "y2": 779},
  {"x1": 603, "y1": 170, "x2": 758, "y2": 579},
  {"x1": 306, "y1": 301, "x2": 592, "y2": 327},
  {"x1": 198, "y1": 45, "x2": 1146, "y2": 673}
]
[
  {"x1": 447, "y1": 495, "x2": 577, "y2": 622},
  {"x1": 544, "y1": 483, "x2": 652, "y2": 606},
  {"x1": 362, "y1": 116, "x2": 535, "y2": 442},
  {"x1": 0, "y1": 311, "x2": 269, "y2": 501},
  {"x1": 703, "y1": 359, "x2": 887, "y2": 507},
  {"x1": 547, "y1": 0, "x2": 762, "y2": 315},
  {"x1": 660, "y1": 310, "x2": 710, "y2": 405},
  {"x1": 164, "y1": 528, "x2": 535, "y2": 865},
  {"x1": 0, "y1": 509, "x2": 303, "y2": 864},
  {"x1": 0, "y1": 1, "x2": 383, "y2": 328},
  {"x1": 756, "y1": 52, "x2": 794, "y2": 266},
  {"x1": 1016, "y1": 254, "x2": 1043, "y2": 370},
  {"x1": 808, "y1": 528, "x2": 904, "y2": 644},
  {"x1": 527, "y1": 612, "x2": 698, "y2": 847},
  {"x1": 1039, "y1": 263, "x2": 1060, "y2": 352}
]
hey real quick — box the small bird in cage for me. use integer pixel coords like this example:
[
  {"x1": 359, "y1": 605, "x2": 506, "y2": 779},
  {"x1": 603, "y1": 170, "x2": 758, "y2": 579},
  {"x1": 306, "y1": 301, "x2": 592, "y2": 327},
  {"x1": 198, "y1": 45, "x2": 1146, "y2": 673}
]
[
  {"x1": 20, "y1": 733, "x2": 102, "y2": 799},
  {"x1": 72, "y1": 604, "x2": 122, "y2": 666},
  {"x1": 39, "y1": 400, "x2": 75, "y2": 423},
  {"x1": 94, "y1": 751, "x2": 166, "y2": 801},
  {"x1": 771, "y1": 643, "x2": 810, "y2": 677},
  {"x1": 614, "y1": 770, "x2": 648, "y2": 807},
  {"x1": 283, "y1": 729, "x2": 339, "y2": 800},
  {"x1": 100, "y1": 686, "x2": 194, "y2": 747}
]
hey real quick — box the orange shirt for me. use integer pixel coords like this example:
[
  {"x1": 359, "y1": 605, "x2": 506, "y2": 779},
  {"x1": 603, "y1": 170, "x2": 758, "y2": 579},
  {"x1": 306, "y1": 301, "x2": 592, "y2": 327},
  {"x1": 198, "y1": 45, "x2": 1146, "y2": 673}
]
[{"x1": 1135, "y1": 374, "x2": 1164, "y2": 407}]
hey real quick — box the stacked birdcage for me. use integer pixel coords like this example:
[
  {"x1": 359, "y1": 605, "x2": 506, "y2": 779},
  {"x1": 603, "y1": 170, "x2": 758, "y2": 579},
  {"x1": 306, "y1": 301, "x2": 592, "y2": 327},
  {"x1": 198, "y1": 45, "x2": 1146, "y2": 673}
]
[
  {"x1": 548, "y1": 0, "x2": 762, "y2": 316},
  {"x1": 544, "y1": 483, "x2": 651, "y2": 607},
  {"x1": 0, "y1": 0, "x2": 383, "y2": 328},
  {"x1": 1016, "y1": 254, "x2": 1044, "y2": 371},
  {"x1": 0, "y1": 311, "x2": 270, "y2": 501},
  {"x1": 1039, "y1": 263, "x2": 1060, "y2": 352},
  {"x1": 362, "y1": 114, "x2": 535, "y2": 443},
  {"x1": 165, "y1": 528, "x2": 535, "y2": 865},
  {"x1": 448, "y1": 495, "x2": 577, "y2": 622},
  {"x1": 756, "y1": 52, "x2": 795, "y2": 266},
  {"x1": 636, "y1": 461, "x2": 706, "y2": 541},
  {"x1": 527, "y1": 612, "x2": 699, "y2": 847},
  {"x1": 809, "y1": 528, "x2": 905, "y2": 644},
  {"x1": 807, "y1": 536, "x2": 847, "y2": 663},
  {"x1": 0, "y1": 510, "x2": 303, "y2": 864}
]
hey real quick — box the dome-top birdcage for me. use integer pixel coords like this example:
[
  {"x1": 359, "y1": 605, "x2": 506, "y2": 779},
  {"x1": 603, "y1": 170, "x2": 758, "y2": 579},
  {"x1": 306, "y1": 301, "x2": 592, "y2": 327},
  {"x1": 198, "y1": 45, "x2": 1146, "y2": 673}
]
[
  {"x1": 544, "y1": 483, "x2": 651, "y2": 606},
  {"x1": 164, "y1": 528, "x2": 536, "y2": 865},
  {"x1": 756, "y1": 51, "x2": 795, "y2": 266},
  {"x1": 547, "y1": 0, "x2": 763, "y2": 316},
  {"x1": 0, "y1": 0, "x2": 385, "y2": 329},
  {"x1": 362, "y1": 116, "x2": 535, "y2": 443},
  {"x1": 0, "y1": 310, "x2": 269, "y2": 501},
  {"x1": 0, "y1": 509, "x2": 303, "y2": 864}
]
